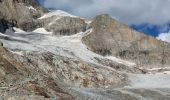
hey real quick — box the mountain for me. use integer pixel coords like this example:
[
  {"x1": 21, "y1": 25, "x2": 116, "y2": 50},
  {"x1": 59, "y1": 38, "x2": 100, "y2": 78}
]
[
  {"x1": 0, "y1": 0, "x2": 170, "y2": 100},
  {"x1": 82, "y1": 14, "x2": 170, "y2": 68}
]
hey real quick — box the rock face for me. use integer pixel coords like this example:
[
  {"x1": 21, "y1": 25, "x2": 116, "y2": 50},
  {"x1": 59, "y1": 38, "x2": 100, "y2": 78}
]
[
  {"x1": 82, "y1": 14, "x2": 170, "y2": 68},
  {"x1": 40, "y1": 16, "x2": 87, "y2": 35},
  {"x1": 0, "y1": 0, "x2": 47, "y2": 32}
]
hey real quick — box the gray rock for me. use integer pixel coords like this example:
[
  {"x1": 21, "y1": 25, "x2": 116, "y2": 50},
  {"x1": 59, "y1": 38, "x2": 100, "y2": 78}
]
[
  {"x1": 40, "y1": 16, "x2": 87, "y2": 35},
  {"x1": 0, "y1": 0, "x2": 48, "y2": 32}
]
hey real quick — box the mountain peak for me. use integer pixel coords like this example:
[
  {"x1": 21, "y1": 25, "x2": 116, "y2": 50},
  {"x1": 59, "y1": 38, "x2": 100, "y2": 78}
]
[{"x1": 82, "y1": 13, "x2": 170, "y2": 67}]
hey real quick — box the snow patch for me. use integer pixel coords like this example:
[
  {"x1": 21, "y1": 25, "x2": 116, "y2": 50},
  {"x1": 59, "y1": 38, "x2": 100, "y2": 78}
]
[
  {"x1": 13, "y1": 27, "x2": 25, "y2": 33},
  {"x1": 106, "y1": 56, "x2": 136, "y2": 67},
  {"x1": 10, "y1": 50, "x2": 24, "y2": 56},
  {"x1": 27, "y1": 6, "x2": 36, "y2": 11},
  {"x1": 84, "y1": 19, "x2": 92, "y2": 24},
  {"x1": 39, "y1": 10, "x2": 77, "y2": 19},
  {"x1": 33, "y1": 28, "x2": 52, "y2": 34}
]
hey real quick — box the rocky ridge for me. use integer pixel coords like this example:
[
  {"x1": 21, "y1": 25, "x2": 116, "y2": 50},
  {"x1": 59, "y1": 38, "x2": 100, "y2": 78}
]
[{"x1": 82, "y1": 14, "x2": 170, "y2": 68}]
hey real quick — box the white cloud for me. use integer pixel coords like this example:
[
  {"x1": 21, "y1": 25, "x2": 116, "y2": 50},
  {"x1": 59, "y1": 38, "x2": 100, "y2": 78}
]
[
  {"x1": 43, "y1": 0, "x2": 170, "y2": 25},
  {"x1": 157, "y1": 31, "x2": 170, "y2": 43}
]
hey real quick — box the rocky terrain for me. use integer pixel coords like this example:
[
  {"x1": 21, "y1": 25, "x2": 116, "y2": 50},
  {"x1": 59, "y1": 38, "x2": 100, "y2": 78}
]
[{"x1": 0, "y1": 0, "x2": 170, "y2": 100}]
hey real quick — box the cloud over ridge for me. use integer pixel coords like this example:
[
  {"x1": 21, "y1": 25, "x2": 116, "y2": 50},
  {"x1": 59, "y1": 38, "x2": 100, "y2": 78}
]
[
  {"x1": 43, "y1": 0, "x2": 170, "y2": 25},
  {"x1": 157, "y1": 31, "x2": 170, "y2": 43}
]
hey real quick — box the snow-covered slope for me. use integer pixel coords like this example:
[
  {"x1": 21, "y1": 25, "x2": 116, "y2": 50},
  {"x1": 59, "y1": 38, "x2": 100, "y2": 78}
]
[{"x1": 39, "y1": 10, "x2": 77, "y2": 19}]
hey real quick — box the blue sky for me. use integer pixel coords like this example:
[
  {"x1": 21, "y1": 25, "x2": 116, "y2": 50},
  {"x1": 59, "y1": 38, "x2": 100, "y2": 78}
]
[
  {"x1": 38, "y1": 0, "x2": 170, "y2": 42},
  {"x1": 131, "y1": 23, "x2": 170, "y2": 37}
]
